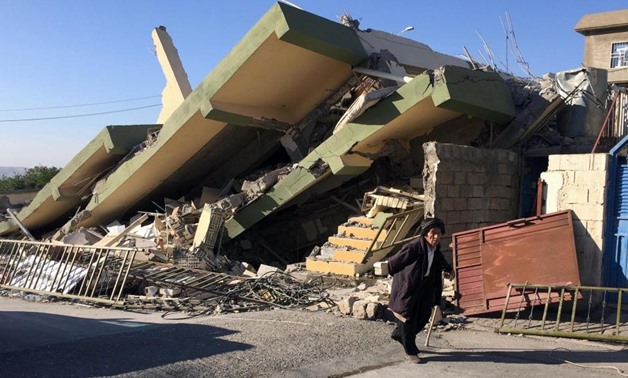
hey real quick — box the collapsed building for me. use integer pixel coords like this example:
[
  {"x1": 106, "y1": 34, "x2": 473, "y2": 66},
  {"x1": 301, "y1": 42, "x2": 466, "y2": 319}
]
[{"x1": 0, "y1": 4, "x2": 626, "y2": 337}]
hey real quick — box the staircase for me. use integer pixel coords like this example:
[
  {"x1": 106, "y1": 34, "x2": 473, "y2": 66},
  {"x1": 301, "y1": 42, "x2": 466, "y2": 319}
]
[{"x1": 306, "y1": 207, "x2": 423, "y2": 276}]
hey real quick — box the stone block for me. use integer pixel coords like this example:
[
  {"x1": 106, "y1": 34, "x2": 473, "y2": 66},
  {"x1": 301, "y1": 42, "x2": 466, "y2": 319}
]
[
  {"x1": 447, "y1": 211, "x2": 461, "y2": 223},
  {"x1": 338, "y1": 296, "x2": 357, "y2": 315},
  {"x1": 352, "y1": 300, "x2": 370, "y2": 319},
  {"x1": 540, "y1": 171, "x2": 564, "y2": 213},
  {"x1": 489, "y1": 198, "x2": 501, "y2": 210},
  {"x1": 570, "y1": 203, "x2": 605, "y2": 221},
  {"x1": 459, "y1": 211, "x2": 473, "y2": 223},
  {"x1": 468, "y1": 173, "x2": 488, "y2": 185},
  {"x1": 471, "y1": 185, "x2": 484, "y2": 198},
  {"x1": 466, "y1": 198, "x2": 482, "y2": 210},
  {"x1": 447, "y1": 185, "x2": 460, "y2": 198},
  {"x1": 589, "y1": 188, "x2": 606, "y2": 205},
  {"x1": 454, "y1": 198, "x2": 467, "y2": 209},
  {"x1": 592, "y1": 154, "x2": 609, "y2": 171},
  {"x1": 437, "y1": 171, "x2": 454, "y2": 185},
  {"x1": 574, "y1": 171, "x2": 607, "y2": 188},
  {"x1": 373, "y1": 261, "x2": 389, "y2": 276},
  {"x1": 565, "y1": 187, "x2": 589, "y2": 204},
  {"x1": 500, "y1": 174, "x2": 515, "y2": 186},
  {"x1": 547, "y1": 155, "x2": 561, "y2": 171},
  {"x1": 365, "y1": 302, "x2": 383, "y2": 320},
  {"x1": 560, "y1": 154, "x2": 592, "y2": 171},
  {"x1": 498, "y1": 163, "x2": 512, "y2": 174},
  {"x1": 454, "y1": 172, "x2": 467, "y2": 185},
  {"x1": 440, "y1": 198, "x2": 454, "y2": 210},
  {"x1": 586, "y1": 220, "x2": 605, "y2": 239}
]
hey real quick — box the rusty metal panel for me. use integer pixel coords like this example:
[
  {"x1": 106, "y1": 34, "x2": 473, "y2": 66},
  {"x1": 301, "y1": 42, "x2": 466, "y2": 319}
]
[{"x1": 452, "y1": 210, "x2": 580, "y2": 315}]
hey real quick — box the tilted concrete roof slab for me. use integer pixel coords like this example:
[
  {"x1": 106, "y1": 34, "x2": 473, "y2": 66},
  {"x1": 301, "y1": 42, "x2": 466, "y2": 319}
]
[
  {"x1": 68, "y1": 3, "x2": 368, "y2": 228},
  {"x1": 0, "y1": 125, "x2": 158, "y2": 236},
  {"x1": 224, "y1": 65, "x2": 515, "y2": 239}
]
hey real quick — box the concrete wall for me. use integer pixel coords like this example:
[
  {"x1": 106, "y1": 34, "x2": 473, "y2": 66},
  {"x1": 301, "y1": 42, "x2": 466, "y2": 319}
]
[
  {"x1": 582, "y1": 31, "x2": 628, "y2": 84},
  {"x1": 540, "y1": 153, "x2": 609, "y2": 286},
  {"x1": 423, "y1": 142, "x2": 520, "y2": 258}
]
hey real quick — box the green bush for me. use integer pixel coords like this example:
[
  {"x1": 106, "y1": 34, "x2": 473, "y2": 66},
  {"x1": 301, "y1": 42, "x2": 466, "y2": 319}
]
[{"x1": 0, "y1": 166, "x2": 60, "y2": 191}]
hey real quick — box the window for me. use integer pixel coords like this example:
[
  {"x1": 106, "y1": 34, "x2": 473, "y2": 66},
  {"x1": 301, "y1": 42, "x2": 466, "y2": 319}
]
[{"x1": 611, "y1": 42, "x2": 628, "y2": 68}]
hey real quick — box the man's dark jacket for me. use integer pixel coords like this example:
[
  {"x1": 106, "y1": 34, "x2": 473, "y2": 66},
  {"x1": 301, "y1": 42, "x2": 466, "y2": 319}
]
[{"x1": 387, "y1": 236, "x2": 452, "y2": 318}]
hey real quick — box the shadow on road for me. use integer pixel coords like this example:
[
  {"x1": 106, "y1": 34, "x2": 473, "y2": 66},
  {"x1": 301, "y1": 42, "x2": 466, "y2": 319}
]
[
  {"x1": 0, "y1": 311, "x2": 252, "y2": 377},
  {"x1": 425, "y1": 347, "x2": 628, "y2": 366}
]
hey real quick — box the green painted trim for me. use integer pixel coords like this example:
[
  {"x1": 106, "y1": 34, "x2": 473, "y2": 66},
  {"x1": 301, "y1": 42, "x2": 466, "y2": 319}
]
[
  {"x1": 203, "y1": 106, "x2": 253, "y2": 126},
  {"x1": 327, "y1": 155, "x2": 372, "y2": 176},
  {"x1": 431, "y1": 66, "x2": 515, "y2": 123},
  {"x1": 225, "y1": 166, "x2": 325, "y2": 238},
  {"x1": 275, "y1": 3, "x2": 366, "y2": 65}
]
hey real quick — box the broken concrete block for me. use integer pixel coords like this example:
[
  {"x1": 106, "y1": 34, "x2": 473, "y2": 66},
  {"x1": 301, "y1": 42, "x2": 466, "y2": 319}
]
[
  {"x1": 373, "y1": 261, "x2": 389, "y2": 276},
  {"x1": 159, "y1": 287, "x2": 181, "y2": 297},
  {"x1": 106, "y1": 221, "x2": 125, "y2": 235},
  {"x1": 257, "y1": 264, "x2": 281, "y2": 278},
  {"x1": 148, "y1": 250, "x2": 168, "y2": 263},
  {"x1": 62, "y1": 228, "x2": 103, "y2": 245},
  {"x1": 337, "y1": 296, "x2": 358, "y2": 315},
  {"x1": 192, "y1": 204, "x2": 224, "y2": 252},
  {"x1": 145, "y1": 286, "x2": 159, "y2": 297},
  {"x1": 134, "y1": 237, "x2": 158, "y2": 249},
  {"x1": 241, "y1": 262, "x2": 257, "y2": 277},
  {"x1": 352, "y1": 300, "x2": 370, "y2": 319}
]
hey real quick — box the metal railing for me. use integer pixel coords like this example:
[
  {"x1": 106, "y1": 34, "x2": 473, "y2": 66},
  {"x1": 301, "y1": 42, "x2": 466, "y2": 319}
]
[
  {"x1": 498, "y1": 283, "x2": 628, "y2": 342},
  {"x1": 0, "y1": 239, "x2": 137, "y2": 305},
  {"x1": 359, "y1": 206, "x2": 423, "y2": 264}
]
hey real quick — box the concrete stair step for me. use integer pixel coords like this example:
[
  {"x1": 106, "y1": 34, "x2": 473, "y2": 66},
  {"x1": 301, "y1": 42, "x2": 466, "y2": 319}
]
[
  {"x1": 331, "y1": 249, "x2": 366, "y2": 263},
  {"x1": 337, "y1": 225, "x2": 386, "y2": 240},
  {"x1": 328, "y1": 236, "x2": 372, "y2": 250},
  {"x1": 346, "y1": 216, "x2": 374, "y2": 227},
  {"x1": 305, "y1": 257, "x2": 371, "y2": 276}
]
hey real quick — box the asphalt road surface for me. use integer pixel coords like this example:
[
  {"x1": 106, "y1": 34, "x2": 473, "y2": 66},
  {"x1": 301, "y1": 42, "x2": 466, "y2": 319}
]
[{"x1": 0, "y1": 297, "x2": 626, "y2": 377}]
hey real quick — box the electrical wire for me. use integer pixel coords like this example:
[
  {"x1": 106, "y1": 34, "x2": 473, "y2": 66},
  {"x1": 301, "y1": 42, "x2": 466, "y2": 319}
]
[
  {"x1": 0, "y1": 104, "x2": 161, "y2": 123},
  {"x1": 549, "y1": 347, "x2": 628, "y2": 376},
  {"x1": 0, "y1": 95, "x2": 161, "y2": 112}
]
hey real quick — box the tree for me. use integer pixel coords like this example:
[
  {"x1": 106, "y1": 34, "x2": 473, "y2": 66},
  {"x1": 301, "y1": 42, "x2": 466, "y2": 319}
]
[{"x1": 0, "y1": 165, "x2": 61, "y2": 191}]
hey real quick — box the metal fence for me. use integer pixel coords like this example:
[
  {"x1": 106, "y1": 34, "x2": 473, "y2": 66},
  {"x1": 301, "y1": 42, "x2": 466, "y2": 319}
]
[
  {"x1": 0, "y1": 239, "x2": 137, "y2": 305},
  {"x1": 498, "y1": 283, "x2": 628, "y2": 343}
]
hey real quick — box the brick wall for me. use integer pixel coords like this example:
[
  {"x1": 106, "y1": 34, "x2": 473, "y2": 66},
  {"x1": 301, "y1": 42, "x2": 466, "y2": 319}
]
[
  {"x1": 423, "y1": 142, "x2": 520, "y2": 258},
  {"x1": 540, "y1": 153, "x2": 609, "y2": 286}
]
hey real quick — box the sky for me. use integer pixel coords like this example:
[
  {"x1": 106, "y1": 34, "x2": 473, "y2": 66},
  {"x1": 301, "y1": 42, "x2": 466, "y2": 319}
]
[{"x1": 0, "y1": 0, "x2": 626, "y2": 168}]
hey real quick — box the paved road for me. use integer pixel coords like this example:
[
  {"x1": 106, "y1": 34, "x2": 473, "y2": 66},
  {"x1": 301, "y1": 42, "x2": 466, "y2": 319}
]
[{"x1": 0, "y1": 297, "x2": 626, "y2": 377}]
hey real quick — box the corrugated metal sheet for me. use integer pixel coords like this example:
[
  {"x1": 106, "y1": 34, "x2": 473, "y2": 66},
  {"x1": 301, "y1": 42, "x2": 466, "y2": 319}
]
[{"x1": 452, "y1": 210, "x2": 581, "y2": 315}]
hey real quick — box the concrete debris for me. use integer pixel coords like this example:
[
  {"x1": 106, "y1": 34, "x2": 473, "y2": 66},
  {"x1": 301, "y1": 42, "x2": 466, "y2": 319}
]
[
  {"x1": 0, "y1": 3, "x2": 619, "y2": 326},
  {"x1": 62, "y1": 228, "x2": 103, "y2": 245}
]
